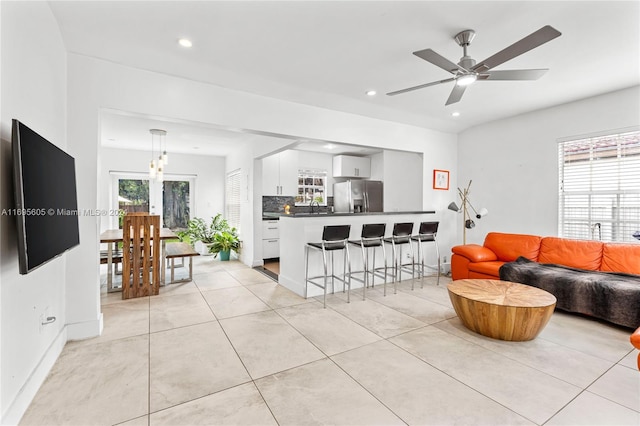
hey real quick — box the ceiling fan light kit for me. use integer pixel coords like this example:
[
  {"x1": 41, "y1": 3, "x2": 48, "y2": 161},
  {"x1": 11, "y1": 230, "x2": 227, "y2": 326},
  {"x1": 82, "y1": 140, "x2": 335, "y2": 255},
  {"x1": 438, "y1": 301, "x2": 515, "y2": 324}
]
[{"x1": 387, "y1": 25, "x2": 562, "y2": 105}]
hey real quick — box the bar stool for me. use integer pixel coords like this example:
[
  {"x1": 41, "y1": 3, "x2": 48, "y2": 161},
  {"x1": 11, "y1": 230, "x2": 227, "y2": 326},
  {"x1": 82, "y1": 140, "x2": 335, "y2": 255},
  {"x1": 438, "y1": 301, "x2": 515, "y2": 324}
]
[
  {"x1": 383, "y1": 222, "x2": 415, "y2": 294},
  {"x1": 348, "y1": 223, "x2": 387, "y2": 299},
  {"x1": 411, "y1": 221, "x2": 440, "y2": 289},
  {"x1": 305, "y1": 225, "x2": 352, "y2": 307}
]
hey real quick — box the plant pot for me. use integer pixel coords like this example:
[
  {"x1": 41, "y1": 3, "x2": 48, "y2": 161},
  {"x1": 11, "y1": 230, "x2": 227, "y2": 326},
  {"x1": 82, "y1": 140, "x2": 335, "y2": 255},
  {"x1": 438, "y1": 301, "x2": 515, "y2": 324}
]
[
  {"x1": 195, "y1": 240, "x2": 214, "y2": 256},
  {"x1": 219, "y1": 249, "x2": 231, "y2": 261}
]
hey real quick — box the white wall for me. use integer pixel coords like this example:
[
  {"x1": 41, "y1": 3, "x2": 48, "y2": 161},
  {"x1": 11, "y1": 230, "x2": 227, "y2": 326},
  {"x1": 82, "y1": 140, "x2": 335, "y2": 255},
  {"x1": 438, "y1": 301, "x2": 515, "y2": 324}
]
[
  {"x1": 0, "y1": 2, "x2": 69, "y2": 423},
  {"x1": 457, "y1": 86, "x2": 640, "y2": 245},
  {"x1": 98, "y1": 148, "x2": 226, "y2": 231},
  {"x1": 382, "y1": 150, "x2": 424, "y2": 212}
]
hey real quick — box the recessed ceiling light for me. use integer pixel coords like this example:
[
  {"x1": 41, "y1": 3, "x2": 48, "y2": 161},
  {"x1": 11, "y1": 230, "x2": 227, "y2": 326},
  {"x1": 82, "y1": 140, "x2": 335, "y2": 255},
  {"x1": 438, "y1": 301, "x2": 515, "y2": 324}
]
[
  {"x1": 365, "y1": 90, "x2": 377, "y2": 96},
  {"x1": 324, "y1": 144, "x2": 336, "y2": 150},
  {"x1": 452, "y1": 112, "x2": 460, "y2": 117},
  {"x1": 178, "y1": 38, "x2": 193, "y2": 48}
]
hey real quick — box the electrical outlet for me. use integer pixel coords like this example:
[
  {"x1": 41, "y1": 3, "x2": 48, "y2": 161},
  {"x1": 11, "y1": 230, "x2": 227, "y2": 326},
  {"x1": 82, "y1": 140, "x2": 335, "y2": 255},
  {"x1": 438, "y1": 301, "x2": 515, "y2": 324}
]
[
  {"x1": 39, "y1": 306, "x2": 52, "y2": 333},
  {"x1": 443, "y1": 256, "x2": 447, "y2": 263},
  {"x1": 39, "y1": 313, "x2": 45, "y2": 334}
]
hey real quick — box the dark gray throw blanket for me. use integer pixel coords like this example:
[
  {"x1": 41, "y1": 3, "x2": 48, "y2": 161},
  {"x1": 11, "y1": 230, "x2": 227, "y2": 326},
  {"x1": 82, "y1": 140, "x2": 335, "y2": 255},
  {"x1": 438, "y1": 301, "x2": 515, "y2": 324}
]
[{"x1": 499, "y1": 257, "x2": 640, "y2": 329}]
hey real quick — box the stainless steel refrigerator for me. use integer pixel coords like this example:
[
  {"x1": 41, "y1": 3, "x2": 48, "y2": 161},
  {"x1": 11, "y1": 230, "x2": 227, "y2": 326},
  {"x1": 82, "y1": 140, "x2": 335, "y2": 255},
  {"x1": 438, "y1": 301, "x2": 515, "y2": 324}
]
[{"x1": 333, "y1": 180, "x2": 383, "y2": 213}]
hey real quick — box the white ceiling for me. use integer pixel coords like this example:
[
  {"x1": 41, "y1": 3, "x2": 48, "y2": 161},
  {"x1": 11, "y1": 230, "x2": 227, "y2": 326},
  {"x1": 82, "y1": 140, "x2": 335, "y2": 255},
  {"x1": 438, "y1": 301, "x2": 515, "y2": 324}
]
[{"x1": 50, "y1": 1, "x2": 640, "y2": 155}]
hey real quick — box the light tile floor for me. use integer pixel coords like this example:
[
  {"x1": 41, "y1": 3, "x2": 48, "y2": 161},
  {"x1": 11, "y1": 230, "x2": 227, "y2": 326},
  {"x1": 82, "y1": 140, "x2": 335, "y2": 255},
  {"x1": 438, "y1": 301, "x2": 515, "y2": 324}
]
[{"x1": 20, "y1": 257, "x2": 640, "y2": 425}]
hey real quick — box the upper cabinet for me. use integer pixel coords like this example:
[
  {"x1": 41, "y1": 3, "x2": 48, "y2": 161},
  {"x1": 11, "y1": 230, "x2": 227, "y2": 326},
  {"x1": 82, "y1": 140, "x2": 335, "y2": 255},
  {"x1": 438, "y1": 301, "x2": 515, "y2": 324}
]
[
  {"x1": 332, "y1": 155, "x2": 371, "y2": 178},
  {"x1": 262, "y1": 150, "x2": 299, "y2": 196}
]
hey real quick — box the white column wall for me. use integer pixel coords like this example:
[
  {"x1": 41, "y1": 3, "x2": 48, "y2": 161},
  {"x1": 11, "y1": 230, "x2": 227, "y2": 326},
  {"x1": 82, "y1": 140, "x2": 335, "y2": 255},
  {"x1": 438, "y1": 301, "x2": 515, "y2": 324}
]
[
  {"x1": 457, "y1": 86, "x2": 640, "y2": 245},
  {"x1": 0, "y1": 2, "x2": 68, "y2": 423}
]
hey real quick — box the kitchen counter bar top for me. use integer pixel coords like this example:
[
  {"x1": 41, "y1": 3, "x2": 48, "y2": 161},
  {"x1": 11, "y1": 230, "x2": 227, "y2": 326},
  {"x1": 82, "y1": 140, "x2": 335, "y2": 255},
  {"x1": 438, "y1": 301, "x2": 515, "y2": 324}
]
[
  {"x1": 263, "y1": 210, "x2": 435, "y2": 220},
  {"x1": 277, "y1": 211, "x2": 437, "y2": 297}
]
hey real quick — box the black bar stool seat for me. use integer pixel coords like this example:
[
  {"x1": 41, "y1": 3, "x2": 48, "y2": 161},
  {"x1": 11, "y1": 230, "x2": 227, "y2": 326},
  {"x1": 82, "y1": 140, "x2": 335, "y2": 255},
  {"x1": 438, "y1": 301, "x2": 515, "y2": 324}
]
[
  {"x1": 411, "y1": 221, "x2": 441, "y2": 288},
  {"x1": 383, "y1": 222, "x2": 415, "y2": 293},
  {"x1": 305, "y1": 225, "x2": 352, "y2": 307},
  {"x1": 348, "y1": 223, "x2": 388, "y2": 299}
]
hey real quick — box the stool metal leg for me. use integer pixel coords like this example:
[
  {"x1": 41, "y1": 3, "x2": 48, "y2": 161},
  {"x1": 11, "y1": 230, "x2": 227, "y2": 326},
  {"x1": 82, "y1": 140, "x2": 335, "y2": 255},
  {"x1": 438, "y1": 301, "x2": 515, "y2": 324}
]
[
  {"x1": 391, "y1": 241, "x2": 402, "y2": 294},
  {"x1": 435, "y1": 239, "x2": 441, "y2": 286},
  {"x1": 360, "y1": 243, "x2": 367, "y2": 300},
  {"x1": 322, "y1": 247, "x2": 329, "y2": 308},
  {"x1": 304, "y1": 245, "x2": 310, "y2": 299}
]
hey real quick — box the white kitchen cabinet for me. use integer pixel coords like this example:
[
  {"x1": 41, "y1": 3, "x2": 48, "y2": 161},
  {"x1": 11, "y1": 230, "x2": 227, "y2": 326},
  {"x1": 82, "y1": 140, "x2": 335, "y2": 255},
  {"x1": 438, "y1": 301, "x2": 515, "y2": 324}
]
[
  {"x1": 262, "y1": 150, "x2": 299, "y2": 195},
  {"x1": 262, "y1": 238, "x2": 280, "y2": 259},
  {"x1": 279, "y1": 150, "x2": 299, "y2": 195},
  {"x1": 262, "y1": 220, "x2": 280, "y2": 259},
  {"x1": 333, "y1": 155, "x2": 371, "y2": 178}
]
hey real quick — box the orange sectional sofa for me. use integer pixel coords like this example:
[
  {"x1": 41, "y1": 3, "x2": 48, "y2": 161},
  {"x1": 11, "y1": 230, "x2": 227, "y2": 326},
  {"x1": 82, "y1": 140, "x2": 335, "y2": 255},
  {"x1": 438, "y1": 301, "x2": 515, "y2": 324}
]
[
  {"x1": 451, "y1": 232, "x2": 640, "y2": 329},
  {"x1": 451, "y1": 232, "x2": 640, "y2": 280}
]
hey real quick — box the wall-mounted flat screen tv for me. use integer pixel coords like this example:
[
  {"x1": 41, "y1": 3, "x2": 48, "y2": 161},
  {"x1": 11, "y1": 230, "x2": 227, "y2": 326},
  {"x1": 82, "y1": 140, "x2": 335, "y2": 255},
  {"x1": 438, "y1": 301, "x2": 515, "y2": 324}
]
[{"x1": 12, "y1": 119, "x2": 80, "y2": 274}]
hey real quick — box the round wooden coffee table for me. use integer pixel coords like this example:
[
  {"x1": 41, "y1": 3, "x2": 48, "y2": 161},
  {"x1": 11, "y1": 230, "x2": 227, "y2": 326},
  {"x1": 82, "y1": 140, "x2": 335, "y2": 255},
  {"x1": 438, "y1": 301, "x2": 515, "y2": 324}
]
[{"x1": 447, "y1": 279, "x2": 557, "y2": 341}]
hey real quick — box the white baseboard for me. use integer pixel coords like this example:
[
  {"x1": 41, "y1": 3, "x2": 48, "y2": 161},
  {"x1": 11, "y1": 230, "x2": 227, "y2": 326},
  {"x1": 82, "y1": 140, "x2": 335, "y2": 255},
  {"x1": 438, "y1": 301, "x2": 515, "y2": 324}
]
[
  {"x1": 65, "y1": 313, "x2": 103, "y2": 341},
  {"x1": 1, "y1": 327, "x2": 67, "y2": 426}
]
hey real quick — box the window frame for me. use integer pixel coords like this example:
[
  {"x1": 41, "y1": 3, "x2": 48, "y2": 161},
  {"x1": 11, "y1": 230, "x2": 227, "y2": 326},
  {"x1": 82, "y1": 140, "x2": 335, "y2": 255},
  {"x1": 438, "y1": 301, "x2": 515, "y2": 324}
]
[
  {"x1": 558, "y1": 128, "x2": 640, "y2": 242},
  {"x1": 295, "y1": 169, "x2": 328, "y2": 206}
]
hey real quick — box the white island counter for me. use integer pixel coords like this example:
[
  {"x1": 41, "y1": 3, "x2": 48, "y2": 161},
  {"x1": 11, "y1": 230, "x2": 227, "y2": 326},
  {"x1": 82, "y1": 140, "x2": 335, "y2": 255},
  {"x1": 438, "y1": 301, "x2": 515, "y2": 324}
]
[{"x1": 278, "y1": 211, "x2": 436, "y2": 297}]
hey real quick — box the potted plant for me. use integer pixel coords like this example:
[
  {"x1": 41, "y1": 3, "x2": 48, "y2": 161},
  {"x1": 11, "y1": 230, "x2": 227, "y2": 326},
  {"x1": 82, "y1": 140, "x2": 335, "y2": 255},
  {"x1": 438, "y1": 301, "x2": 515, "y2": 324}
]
[
  {"x1": 209, "y1": 228, "x2": 240, "y2": 260},
  {"x1": 183, "y1": 214, "x2": 231, "y2": 255}
]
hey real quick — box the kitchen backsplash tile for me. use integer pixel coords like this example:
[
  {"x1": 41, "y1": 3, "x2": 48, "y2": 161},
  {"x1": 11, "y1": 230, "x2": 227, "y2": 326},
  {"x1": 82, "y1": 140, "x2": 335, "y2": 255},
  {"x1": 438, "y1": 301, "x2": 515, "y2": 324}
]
[
  {"x1": 262, "y1": 196, "x2": 295, "y2": 213},
  {"x1": 262, "y1": 196, "x2": 333, "y2": 214}
]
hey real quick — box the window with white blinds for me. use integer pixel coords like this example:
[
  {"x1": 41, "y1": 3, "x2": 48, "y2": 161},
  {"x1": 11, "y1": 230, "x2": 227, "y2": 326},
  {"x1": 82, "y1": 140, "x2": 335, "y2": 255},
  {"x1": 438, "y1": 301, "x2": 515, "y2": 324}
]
[
  {"x1": 226, "y1": 169, "x2": 241, "y2": 231},
  {"x1": 558, "y1": 129, "x2": 640, "y2": 242}
]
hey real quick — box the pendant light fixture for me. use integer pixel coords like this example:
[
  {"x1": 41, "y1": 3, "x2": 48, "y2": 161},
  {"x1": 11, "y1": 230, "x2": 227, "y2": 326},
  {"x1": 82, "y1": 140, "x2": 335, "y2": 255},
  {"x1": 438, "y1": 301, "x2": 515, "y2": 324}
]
[{"x1": 149, "y1": 129, "x2": 168, "y2": 182}]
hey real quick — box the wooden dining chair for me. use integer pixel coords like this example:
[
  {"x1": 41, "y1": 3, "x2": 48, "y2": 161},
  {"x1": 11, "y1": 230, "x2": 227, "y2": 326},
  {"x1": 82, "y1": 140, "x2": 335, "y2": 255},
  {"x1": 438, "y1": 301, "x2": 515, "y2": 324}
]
[{"x1": 122, "y1": 213, "x2": 160, "y2": 299}]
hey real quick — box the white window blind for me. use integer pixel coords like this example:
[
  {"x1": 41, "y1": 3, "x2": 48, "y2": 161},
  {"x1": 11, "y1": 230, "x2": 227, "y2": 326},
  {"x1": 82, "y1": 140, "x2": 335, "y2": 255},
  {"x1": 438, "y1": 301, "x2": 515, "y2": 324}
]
[
  {"x1": 226, "y1": 169, "x2": 241, "y2": 230},
  {"x1": 558, "y1": 129, "x2": 640, "y2": 242}
]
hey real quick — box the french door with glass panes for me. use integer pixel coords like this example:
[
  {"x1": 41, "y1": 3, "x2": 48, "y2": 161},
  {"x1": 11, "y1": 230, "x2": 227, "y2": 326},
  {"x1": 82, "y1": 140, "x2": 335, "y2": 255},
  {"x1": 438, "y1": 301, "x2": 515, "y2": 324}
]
[{"x1": 110, "y1": 172, "x2": 195, "y2": 231}]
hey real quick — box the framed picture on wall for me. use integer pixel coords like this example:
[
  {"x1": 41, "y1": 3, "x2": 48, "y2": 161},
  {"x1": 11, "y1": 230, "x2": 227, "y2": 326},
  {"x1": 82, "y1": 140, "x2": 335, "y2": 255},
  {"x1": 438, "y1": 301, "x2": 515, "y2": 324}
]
[{"x1": 433, "y1": 169, "x2": 449, "y2": 190}]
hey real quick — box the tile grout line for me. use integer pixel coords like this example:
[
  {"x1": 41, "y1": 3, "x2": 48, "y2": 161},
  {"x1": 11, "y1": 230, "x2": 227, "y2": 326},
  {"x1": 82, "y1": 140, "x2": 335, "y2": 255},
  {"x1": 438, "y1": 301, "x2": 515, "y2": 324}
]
[
  {"x1": 310, "y1": 284, "x2": 538, "y2": 424},
  {"x1": 383, "y1": 328, "x2": 539, "y2": 425},
  {"x1": 197, "y1": 279, "x2": 282, "y2": 425},
  {"x1": 98, "y1": 265, "x2": 635, "y2": 425}
]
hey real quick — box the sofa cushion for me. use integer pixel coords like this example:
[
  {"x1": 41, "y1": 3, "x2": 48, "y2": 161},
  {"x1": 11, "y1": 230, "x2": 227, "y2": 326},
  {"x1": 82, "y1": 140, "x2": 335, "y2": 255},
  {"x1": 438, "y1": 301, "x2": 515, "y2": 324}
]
[
  {"x1": 601, "y1": 243, "x2": 640, "y2": 275},
  {"x1": 452, "y1": 244, "x2": 498, "y2": 262},
  {"x1": 538, "y1": 237, "x2": 603, "y2": 271},
  {"x1": 468, "y1": 260, "x2": 505, "y2": 278},
  {"x1": 483, "y1": 232, "x2": 542, "y2": 262}
]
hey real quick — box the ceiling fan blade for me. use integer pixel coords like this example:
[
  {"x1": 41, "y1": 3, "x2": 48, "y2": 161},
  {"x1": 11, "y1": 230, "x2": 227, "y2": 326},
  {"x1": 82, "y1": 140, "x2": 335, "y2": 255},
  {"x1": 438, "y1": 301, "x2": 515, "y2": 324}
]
[
  {"x1": 413, "y1": 49, "x2": 466, "y2": 74},
  {"x1": 386, "y1": 78, "x2": 455, "y2": 96},
  {"x1": 478, "y1": 69, "x2": 548, "y2": 80},
  {"x1": 472, "y1": 25, "x2": 561, "y2": 72},
  {"x1": 445, "y1": 85, "x2": 467, "y2": 105}
]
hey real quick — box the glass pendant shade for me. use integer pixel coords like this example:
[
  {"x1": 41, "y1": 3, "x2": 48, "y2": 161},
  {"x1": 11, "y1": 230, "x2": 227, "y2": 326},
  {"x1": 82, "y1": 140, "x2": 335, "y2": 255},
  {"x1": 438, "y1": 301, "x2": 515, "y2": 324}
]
[{"x1": 149, "y1": 129, "x2": 168, "y2": 182}]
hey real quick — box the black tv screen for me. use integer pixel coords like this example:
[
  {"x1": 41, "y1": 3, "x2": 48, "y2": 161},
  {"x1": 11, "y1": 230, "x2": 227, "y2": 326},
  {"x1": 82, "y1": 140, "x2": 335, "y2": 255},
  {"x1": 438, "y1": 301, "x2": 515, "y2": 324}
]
[{"x1": 12, "y1": 119, "x2": 80, "y2": 274}]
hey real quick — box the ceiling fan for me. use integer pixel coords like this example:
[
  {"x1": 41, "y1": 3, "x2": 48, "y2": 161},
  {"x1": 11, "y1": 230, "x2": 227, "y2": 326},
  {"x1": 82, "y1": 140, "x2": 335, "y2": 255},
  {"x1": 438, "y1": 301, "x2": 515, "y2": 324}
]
[{"x1": 387, "y1": 25, "x2": 562, "y2": 105}]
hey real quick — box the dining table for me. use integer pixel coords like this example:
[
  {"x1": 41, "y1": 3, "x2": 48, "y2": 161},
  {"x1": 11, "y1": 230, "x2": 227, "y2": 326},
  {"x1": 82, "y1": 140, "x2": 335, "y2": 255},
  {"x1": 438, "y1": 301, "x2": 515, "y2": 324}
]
[{"x1": 100, "y1": 228, "x2": 179, "y2": 292}]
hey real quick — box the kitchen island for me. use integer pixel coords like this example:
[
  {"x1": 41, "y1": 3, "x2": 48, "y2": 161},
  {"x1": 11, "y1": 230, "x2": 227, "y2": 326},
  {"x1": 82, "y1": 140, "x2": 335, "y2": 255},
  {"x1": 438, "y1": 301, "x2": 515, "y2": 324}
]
[{"x1": 278, "y1": 211, "x2": 436, "y2": 297}]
